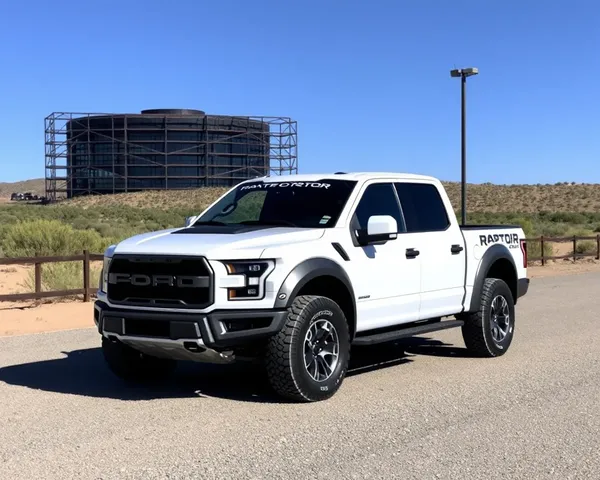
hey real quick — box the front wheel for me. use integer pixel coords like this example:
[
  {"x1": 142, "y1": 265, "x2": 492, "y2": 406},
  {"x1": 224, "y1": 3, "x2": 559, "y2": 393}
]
[
  {"x1": 460, "y1": 278, "x2": 515, "y2": 357},
  {"x1": 265, "y1": 295, "x2": 351, "y2": 402}
]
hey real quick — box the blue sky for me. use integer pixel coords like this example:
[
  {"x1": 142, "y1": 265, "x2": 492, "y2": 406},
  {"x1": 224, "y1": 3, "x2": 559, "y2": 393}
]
[{"x1": 0, "y1": 0, "x2": 598, "y2": 184}]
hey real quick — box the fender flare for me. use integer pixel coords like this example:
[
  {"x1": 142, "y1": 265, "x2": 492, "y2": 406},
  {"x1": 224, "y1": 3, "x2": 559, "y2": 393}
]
[
  {"x1": 467, "y1": 243, "x2": 518, "y2": 313},
  {"x1": 274, "y1": 257, "x2": 357, "y2": 330}
]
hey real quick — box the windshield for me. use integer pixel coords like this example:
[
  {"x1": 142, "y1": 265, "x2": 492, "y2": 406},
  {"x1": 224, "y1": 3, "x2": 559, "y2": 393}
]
[{"x1": 193, "y1": 179, "x2": 358, "y2": 228}]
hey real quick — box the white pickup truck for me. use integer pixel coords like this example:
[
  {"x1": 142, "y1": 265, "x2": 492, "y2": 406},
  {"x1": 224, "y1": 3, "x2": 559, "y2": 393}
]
[{"x1": 94, "y1": 172, "x2": 529, "y2": 402}]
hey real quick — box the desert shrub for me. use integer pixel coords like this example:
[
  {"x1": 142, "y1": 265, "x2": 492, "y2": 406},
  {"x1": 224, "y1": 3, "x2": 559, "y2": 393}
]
[
  {"x1": 0, "y1": 204, "x2": 189, "y2": 236},
  {"x1": 545, "y1": 212, "x2": 587, "y2": 224},
  {"x1": 0, "y1": 214, "x2": 19, "y2": 249},
  {"x1": 574, "y1": 240, "x2": 597, "y2": 255},
  {"x1": 520, "y1": 227, "x2": 553, "y2": 260},
  {"x1": 527, "y1": 238, "x2": 554, "y2": 260},
  {"x1": 71, "y1": 217, "x2": 94, "y2": 231},
  {"x1": 538, "y1": 223, "x2": 571, "y2": 237},
  {"x1": 21, "y1": 262, "x2": 102, "y2": 293},
  {"x1": 1, "y1": 220, "x2": 110, "y2": 257},
  {"x1": 0, "y1": 225, "x2": 9, "y2": 246},
  {"x1": 559, "y1": 228, "x2": 595, "y2": 243},
  {"x1": 0, "y1": 211, "x2": 20, "y2": 225},
  {"x1": 93, "y1": 222, "x2": 145, "y2": 241}
]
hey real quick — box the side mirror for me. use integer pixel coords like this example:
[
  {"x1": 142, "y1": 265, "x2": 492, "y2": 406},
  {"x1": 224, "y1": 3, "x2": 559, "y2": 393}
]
[
  {"x1": 185, "y1": 216, "x2": 197, "y2": 227},
  {"x1": 358, "y1": 215, "x2": 398, "y2": 246}
]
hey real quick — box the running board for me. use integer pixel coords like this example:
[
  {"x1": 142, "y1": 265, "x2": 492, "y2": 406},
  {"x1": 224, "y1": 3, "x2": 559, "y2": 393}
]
[{"x1": 352, "y1": 319, "x2": 464, "y2": 346}]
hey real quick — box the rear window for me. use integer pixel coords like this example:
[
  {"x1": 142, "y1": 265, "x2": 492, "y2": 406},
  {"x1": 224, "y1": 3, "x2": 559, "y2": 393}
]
[{"x1": 394, "y1": 182, "x2": 450, "y2": 232}]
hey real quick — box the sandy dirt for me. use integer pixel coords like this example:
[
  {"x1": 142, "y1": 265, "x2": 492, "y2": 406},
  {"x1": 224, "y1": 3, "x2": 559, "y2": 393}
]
[
  {"x1": 1, "y1": 259, "x2": 600, "y2": 337},
  {"x1": 0, "y1": 265, "x2": 95, "y2": 337},
  {"x1": 528, "y1": 260, "x2": 600, "y2": 278}
]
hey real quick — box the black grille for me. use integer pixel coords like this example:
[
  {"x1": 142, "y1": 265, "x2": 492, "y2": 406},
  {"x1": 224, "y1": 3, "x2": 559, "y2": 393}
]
[{"x1": 107, "y1": 255, "x2": 214, "y2": 309}]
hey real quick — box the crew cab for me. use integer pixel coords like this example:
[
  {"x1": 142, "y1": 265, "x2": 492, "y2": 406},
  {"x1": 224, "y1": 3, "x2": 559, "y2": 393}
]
[{"x1": 94, "y1": 172, "x2": 529, "y2": 402}]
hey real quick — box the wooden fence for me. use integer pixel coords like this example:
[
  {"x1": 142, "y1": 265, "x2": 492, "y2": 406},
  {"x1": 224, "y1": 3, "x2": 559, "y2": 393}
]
[
  {"x1": 0, "y1": 236, "x2": 599, "y2": 302},
  {"x1": 526, "y1": 235, "x2": 600, "y2": 265},
  {"x1": 0, "y1": 251, "x2": 103, "y2": 302}
]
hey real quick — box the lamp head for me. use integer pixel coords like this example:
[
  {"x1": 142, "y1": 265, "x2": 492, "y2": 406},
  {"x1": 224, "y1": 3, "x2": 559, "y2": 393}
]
[{"x1": 450, "y1": 67, "x2": 479, "y2": 78}]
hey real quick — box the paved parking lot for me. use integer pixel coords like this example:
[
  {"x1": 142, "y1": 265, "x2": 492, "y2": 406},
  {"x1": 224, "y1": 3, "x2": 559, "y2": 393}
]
[{"x1": 1, "y1": 272, "x2": 599, "y2": 479}]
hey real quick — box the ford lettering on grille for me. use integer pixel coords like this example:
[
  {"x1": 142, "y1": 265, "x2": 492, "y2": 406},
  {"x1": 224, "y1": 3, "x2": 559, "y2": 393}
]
[
  {"x1": 106, "y1": 255, "x2": 214, "y2": 309},
  {"x1": 108, "y1": 273, "x2": 209, "y2": 288}
]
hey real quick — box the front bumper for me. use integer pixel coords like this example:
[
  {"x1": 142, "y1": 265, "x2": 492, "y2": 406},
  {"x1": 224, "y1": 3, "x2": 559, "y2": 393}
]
[{"x1": 94, "y1": 300, "x2": 288, "y2": 356}]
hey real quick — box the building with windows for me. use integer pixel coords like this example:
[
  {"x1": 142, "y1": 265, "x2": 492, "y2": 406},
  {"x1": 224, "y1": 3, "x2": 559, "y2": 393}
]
[{"x1": 44, "y1": 109, "x2": 298, "y2": 200}]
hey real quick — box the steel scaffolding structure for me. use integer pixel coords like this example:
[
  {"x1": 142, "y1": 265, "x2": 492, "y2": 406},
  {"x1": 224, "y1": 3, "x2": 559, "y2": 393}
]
[{"x1": 44, "y1": 111, "x2": 298, "y2": 200}]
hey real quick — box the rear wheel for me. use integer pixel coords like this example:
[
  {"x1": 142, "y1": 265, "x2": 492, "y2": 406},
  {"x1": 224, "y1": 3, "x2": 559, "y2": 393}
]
[
  {"x1": 460, "y1": 278, "x2": 515, "y2": 357},
  {"x1": 265, "y1": 295, "x2": 351, "y2": 402},
  {"x1": 102, "y1": 337, "x2": 177, "y2": 382}
]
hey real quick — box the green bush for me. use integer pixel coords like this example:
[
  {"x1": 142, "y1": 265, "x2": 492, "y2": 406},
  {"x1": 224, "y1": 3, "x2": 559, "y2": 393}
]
[
  {"x1": 3, "y1": 201, "x2": 600, "y2": 266},
  {"x1": 21, "y1": 262, "x2": 102, "y2": 293},
  {"x1": 526, "y1": 237, "x2": 554, "y2": 261},
  {"x1": 0, "y1": 204, "x2": 188, "y2": 238},
  {"x1": 1, "y1": 220, "x2": 110, "y2": 257},
  {"x1": 574, "y1": 240, "x2": 597, "y2": 255},
  {"x1": 539, "y1": 223, "x2": 571, "y2": 237},
  {"x1": 545, "y1": 212, "x2": 588, "y2": 224}
]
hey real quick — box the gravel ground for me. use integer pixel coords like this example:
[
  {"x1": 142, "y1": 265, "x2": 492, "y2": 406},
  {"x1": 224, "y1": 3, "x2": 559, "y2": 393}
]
[{"x1": 1, "y1": 272, "x2": 599, "y2": 479}]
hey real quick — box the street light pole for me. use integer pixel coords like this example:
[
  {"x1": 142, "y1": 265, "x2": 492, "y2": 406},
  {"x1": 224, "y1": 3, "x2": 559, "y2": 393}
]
[
  {"x1": 460, "y1": 73, "x2": 467, "y2": 226},
  {"x1": 450, "y1": 67, "x2": 478, "y2": 226}
]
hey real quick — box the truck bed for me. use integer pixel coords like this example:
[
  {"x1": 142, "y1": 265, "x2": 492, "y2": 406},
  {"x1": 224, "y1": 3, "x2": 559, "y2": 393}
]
[{"x1": 460, "y1": 224, "x2": 522, "y2": 230}]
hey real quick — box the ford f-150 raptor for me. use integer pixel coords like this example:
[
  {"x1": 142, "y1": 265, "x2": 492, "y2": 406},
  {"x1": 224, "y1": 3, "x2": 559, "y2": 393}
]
[{"x1": 94, "y1": 172, "x2": 529, "y2": 402}]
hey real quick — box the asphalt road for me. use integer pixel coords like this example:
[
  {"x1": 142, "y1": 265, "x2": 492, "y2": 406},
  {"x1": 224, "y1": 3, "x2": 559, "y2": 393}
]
[{"x1": 1, "y1": 272, "x2": 599, "y2": 480}]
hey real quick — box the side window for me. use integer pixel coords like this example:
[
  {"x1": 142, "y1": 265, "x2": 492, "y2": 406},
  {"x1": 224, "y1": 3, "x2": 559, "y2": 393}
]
[
  {"x1": 394, "y1": 182, "x2": 450, "y2": 232},
  {"x1": 352, "y1": 183, "x2": 405, "y2": 232}
]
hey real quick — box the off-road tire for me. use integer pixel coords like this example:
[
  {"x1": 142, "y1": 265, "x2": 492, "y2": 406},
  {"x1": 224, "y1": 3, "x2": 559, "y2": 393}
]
[
  {"x1": 102, "y1": 336, "x2": 177, "y2": 382},
  {"x1": 265, "y1": 295, "x2": 351, "y2": 402},
  {"x1": 460, "y1": 278, "x2": 515, "y2": 357}
]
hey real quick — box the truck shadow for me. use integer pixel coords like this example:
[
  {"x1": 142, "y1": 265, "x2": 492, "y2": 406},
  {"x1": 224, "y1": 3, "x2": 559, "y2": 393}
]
[{"x1": 0, "y1": 337, "x2": 470, "y2": 404}]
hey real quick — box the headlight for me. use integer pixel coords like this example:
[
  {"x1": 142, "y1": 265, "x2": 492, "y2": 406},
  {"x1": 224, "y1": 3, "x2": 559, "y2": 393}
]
[
  {"x1": 100, "y1": 256, "x2": 112, "y2": 293},
  {"x1": 100, "y1": 245, "x2": 117, "y2": 293},
  {"x1": 221, "y1": 260, "x2": 275, "y2": 300}
]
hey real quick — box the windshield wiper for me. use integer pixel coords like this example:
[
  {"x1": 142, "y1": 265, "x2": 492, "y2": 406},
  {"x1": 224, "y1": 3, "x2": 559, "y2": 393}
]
[
  {"x1": 239, "y1": 220, "x2": 299, "y2": 228},
  {"x1": 189, "y1": 220, "x2": 229, "y2": 226}
]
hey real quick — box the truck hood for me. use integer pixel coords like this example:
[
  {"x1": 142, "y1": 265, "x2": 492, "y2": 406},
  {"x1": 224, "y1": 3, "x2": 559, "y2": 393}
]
[{"x1": 113, "y1": 225, "x2": 326, "y2": 259}]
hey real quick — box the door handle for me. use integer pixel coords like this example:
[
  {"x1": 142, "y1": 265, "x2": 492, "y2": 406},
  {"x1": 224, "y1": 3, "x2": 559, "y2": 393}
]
[
  {"x1": 451, "y1": 244, "x2": 464, "y2": 254},
  {"x1": 406, "y1": 248, "x2": 420, "y2": 259}
]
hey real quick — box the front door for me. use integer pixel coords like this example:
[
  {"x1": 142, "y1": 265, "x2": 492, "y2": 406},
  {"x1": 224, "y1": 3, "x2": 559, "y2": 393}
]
[{"x1": 338, "y1": 181, "x2": 422, "y2": 332}]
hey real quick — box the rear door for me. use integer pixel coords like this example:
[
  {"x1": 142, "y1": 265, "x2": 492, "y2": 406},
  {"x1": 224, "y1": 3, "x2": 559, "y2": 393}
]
[
  {"x1": 342, "y1": 181, "x2": 422, "y2": 332},
  {"x1": 394, "y1": 181, "x2": 466, "y2": 320}
]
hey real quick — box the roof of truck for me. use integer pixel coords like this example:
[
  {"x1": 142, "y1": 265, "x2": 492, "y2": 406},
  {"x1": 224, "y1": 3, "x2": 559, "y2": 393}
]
[{"x1": 256, "y1": 172, "x2": 438, "y2": 183}]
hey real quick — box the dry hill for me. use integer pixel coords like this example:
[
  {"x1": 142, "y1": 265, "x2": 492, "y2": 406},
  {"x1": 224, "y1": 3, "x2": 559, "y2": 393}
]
[
  {"x1": 440, "y1": 181, "x2": 600, "y2": 213},
  {"x1": 2, "y1": 177, "x2": 600, "y2": 213},
  {"x1": 65, "y1": 181, "x2": 600, "y2": 214},
  {"x1": 0, "y1": 178, "x2": 45, "y2": 199},
  {"x1": 65, "y1": 187, "x2": 230, "y2": 210}
]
